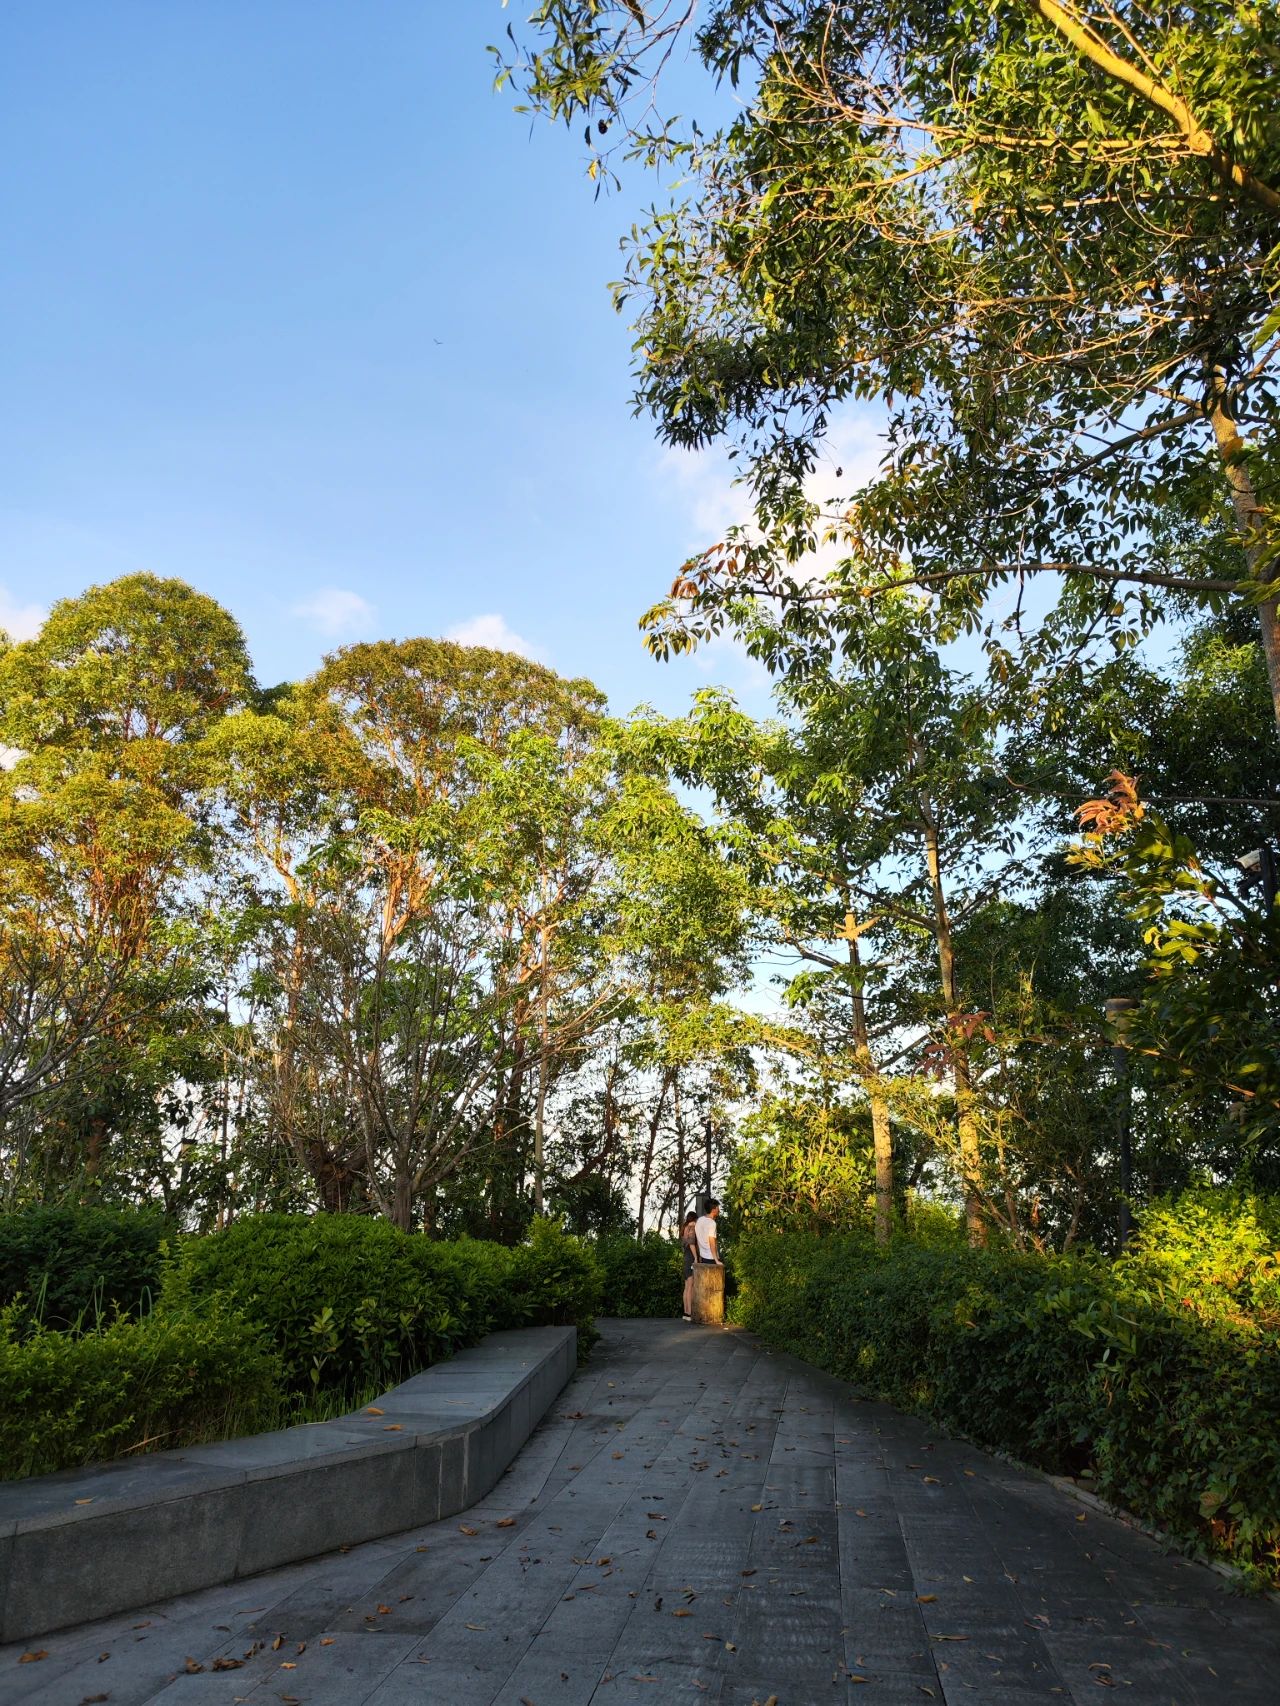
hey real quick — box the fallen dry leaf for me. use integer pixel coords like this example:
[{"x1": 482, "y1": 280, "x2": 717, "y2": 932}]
[
  {"x1": 496, "y1": 1517, "x2": 516, "y2": 1528},
  {"x1": 458, "y1": 1525, "x2": 479, "y2": 1536},
  {"x1": 272, "y1": 1636, "x2": 285, "y2": 1651},
  {"x1": 365, "y1": 1406, "x2": 384, "y2": 1415},
  {"x1": 750, "y1": 1503, "x2": 763, "y2": 1512},
  {"x1": 320, "y1": 1637, "x2": 336, "y2": 1646},
  {"x1": 74, "y1": 1497, "x2": 94, "y2": 1505},
  {"x1": 183, "y1": 1659, "x2": 204, "y2": 1674},
  {"x1": 211, "y1": 1657, "x2": 244, "y2": 1671},
  {"x1": 916, "y1": 1594, "x2": 938, "y2": 1603},
  {"x1": 672, "y1": 1609, "x2": 692, "y2": 1618},
  {"x1": 383, "y1": 1424, "x2": 403, "y2": 1432},
  {"x1": 465, "y1": 1622, "x2": 486, "y2": 1631},
  {"x1": 18, "y1": 1651, "x2": 48, "y2": 1664}
]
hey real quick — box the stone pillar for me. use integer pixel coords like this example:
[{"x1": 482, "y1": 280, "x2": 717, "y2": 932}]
[{"x1": 691, "y1": 1262, "x2": 724, "y2": 1326}]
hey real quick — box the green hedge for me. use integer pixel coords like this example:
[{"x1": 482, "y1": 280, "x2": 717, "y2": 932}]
[
  {"x1": 591, "y1": 1231, "x2": 738, "y2": 1318},
  {"x1": 0, "y1": 1303, "x2": 280, "y2": 1479},
  {"x1": 162, "y1": 1213, "x2": 601, "y2": 1397},
  {"x1": 2, "y1": 1214, "x2": 600, "y2": 1481},
  {"x1": 0, "y1": 1206, "x2": 168, "y2": 1333},
  {"x1": 594, "y1": 1232, "x2": 684, "y2": 1317},
  {"x1": 733, "y1": 1190, "x2": 1280, "y2": 1587}
]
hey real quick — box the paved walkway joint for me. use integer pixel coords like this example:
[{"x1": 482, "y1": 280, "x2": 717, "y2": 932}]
[{"x1": 2, "y1": 1320, "x2": 1275, "y2": 1705}]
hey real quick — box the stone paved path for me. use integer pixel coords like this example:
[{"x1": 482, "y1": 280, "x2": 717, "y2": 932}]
[{"x1": 4, "y1": 1320, "x2": 1278, "y2": 1706}]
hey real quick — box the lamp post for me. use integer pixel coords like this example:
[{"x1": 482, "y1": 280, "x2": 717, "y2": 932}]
[
  {"x1": 703, "y1": 1115, "x2": 713, "y2": 1215},
  {"x1": 1236, "y1": 844, "x2": 1279, "y2": 912},
  {"x1": 1103, "y1": 997, "x2": 1138, "y2": 1250}
]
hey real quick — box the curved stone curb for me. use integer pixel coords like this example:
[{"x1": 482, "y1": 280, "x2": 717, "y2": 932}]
[{"x1": 0, "y1": 1322, "x2": 576, "y2": 1644}]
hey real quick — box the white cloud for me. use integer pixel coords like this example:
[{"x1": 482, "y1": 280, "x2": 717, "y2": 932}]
[
  {"x1": 290, "y1": 587, "x2": 378, "y2": 639},
  {"x1": 446, "y1": 612, "x2": 543, "y2": 661},
  {"x1": 0, "y1": 586, "x2": 47, "y2": 642},
  {"x1": 655, "y1": 404, "x2": 890, "y2": 585}
]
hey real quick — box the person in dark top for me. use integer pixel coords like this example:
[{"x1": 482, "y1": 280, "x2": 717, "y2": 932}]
[{"x1": 680, "y1": 1210, "x2": 699, "y2": 1320}]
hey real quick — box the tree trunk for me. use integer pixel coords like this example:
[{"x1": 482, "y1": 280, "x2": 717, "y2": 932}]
[
  {"x1": 844, "y1": 910, "x2": 893, "y2": 1245},
  {"x1": 1207, "y1": 364, "x2": 1280, "y2": 731},
  {"x1": 919, "y1": 797, "x2": 985, "y2": 1244},
  {"x1": 391, "y1": 1170, "x2": 413, "y2": 1232},
  {"x1": 637, "y1": 1069, "x2": 673, "y2": 1238},
  {"x1": 490, "y1": 1024, "x2": 527, "y2": 1239},
  {"x1": 308, "y1": 1141, "x2": 360, "y2": 1213},
  {"x1": 675, "y1": 1114, "x2": 686, "y2": 1230},
  {"x1": 533, "y1": 922, "x2": 551, "y2": 1216}
]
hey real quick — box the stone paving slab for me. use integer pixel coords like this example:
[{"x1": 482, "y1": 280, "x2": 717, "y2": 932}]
[{"x1": 1, "y1": 1319, "x2": 1276, "y2": 1705}]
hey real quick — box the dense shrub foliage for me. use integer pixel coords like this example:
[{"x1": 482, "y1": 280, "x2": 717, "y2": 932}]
[
  {"x1": 163, "y1": 1213, "x2": 600, "y2": 1396},
  {"x1": 592, "y1": 1230, "x2": 738, "y2": 1317},
  {"x1": 0, "y1": 1303, "x2": 280, "y2": 1479},
  {"x1": 594, "y1": 1232, "x2": 684, "y2": 1317},
  {"x1": 734, "y1": 1190, "x2": 1280, "y2": 1586},
  {"x1": 0, "y1": 1205, "x2": 168, "y2": 1333},
  {"x1": 0, "y1": 1212, "x2": 600, "y2": 1479}
]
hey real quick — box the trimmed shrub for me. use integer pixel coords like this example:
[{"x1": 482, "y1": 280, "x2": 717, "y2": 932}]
[
  {"x1": 591, "y1": 1231, "x2": 737, "y2": 1317},
  {"x1": 163, "y1": 1213, "x2": 600, "y2": 1397},
  {"x1": 0, "y1": 1206, "x2": 168, "y2": 1334},
  {"x1": 594, "y1": 1232, "x2": 685, "y2": 1317},
  {"x1": 0, "y1": 1303, "x2": 281, "y2": 1480},
  {"x1": 733, "y1": 1191, "x2": 1280, "y2": 1587}
]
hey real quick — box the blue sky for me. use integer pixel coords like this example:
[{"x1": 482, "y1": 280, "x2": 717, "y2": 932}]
[{"x1": 0, "y1": 3, "x2": 885, "y2": 717}]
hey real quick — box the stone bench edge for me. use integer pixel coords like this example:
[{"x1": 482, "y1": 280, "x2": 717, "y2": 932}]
[{"x1": 0, "y1": 1322, "x2": 576, "y2": 1644}]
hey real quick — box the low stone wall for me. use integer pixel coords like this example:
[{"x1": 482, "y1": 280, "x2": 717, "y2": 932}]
[{"x1": 0, "y1": 1323, "x2": 576, "y2": 1644}]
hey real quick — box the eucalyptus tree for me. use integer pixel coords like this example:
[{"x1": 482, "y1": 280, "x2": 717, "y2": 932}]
[
  {"x1": 460, "y1": 724, "x2": 619, "y2": 1216},
  {"x1": 0, "y1": 574, "x2": 253, "y2": 1190},
  {"x1": 598, "y1": 760, "x2": 757, "y2": 1231},
  {"x1": 212, "y1": 638, "x2": 610, "y2": 1228},
  {"x1": 505, "y1": 1, "x2": 1280, "y2": 723},
  {"x1": 629, "y1": 589, "x2": 1090, "y2": 1243}
]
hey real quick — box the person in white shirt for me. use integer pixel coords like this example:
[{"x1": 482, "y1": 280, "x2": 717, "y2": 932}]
[{"x1": 694, "y1": 1199, "x2": 722, "y2": 1266}]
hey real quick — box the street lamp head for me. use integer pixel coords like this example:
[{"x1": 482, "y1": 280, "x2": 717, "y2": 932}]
[{"x1": 1103, "y1": 996, "x2": 1138, "y2": 1041}]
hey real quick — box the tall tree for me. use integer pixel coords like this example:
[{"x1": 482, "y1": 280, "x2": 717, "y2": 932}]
[
  {"x1": 505, "y1": 1, "x2": 1280, "y2": 724},
  {"x1": 0, "y1": 574, "x2": 252, "y2": 1189}
]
